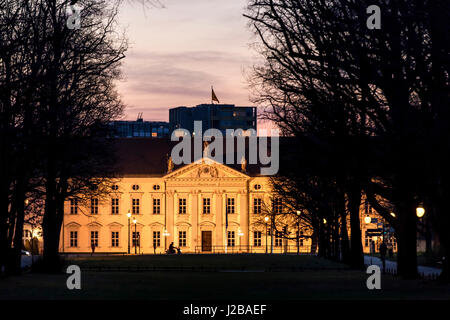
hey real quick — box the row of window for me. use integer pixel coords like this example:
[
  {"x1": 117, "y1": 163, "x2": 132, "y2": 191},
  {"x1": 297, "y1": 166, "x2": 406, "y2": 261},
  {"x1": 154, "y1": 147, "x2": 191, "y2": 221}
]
[
  {"x1": 69, "y1": 230, "x2": 183, "y2": 248},
  {"x1": 70, "y1": 198, "x2": 283, "y2": 216},
  {"x1": 69, "y1": 230, "x2": 294, "y2": 248},
  {"x1": 113, "y1": 184, "x2": 161, "y2": 191},
  {"x1": 111, "y1": 184, "x2": 265, "y2": 192}
]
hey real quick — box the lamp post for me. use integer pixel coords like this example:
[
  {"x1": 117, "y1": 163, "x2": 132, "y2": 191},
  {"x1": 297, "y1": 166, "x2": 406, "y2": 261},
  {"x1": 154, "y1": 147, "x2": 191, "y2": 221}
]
[
  {"x1": 133, "y1": 217, "x2": 137, "y2": 254},
  {"x1": 238, "y1": 228, "x2": 244, "y2": 252},
  {"x1": 163, "y1": 229, "x2": 170, "y2": 253},
  {"x1": 127, "y1": 211, "x2": 131, "y2": 254},
  {"x1": 264, "y1": 216, "x2": 269, "y2": 254}
]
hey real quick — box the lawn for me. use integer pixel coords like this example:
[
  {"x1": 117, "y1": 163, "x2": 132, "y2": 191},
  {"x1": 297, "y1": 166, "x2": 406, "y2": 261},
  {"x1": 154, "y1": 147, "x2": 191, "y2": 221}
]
[{"x1": 1, "y1": 254, "x2": 449, "y2": 300}]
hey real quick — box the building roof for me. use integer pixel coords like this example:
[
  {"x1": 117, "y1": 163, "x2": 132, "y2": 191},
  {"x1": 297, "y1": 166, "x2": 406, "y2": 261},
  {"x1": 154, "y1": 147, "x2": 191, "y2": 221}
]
[{"x1": 113, "y1": 137, "x2": 276, "y2": 177}]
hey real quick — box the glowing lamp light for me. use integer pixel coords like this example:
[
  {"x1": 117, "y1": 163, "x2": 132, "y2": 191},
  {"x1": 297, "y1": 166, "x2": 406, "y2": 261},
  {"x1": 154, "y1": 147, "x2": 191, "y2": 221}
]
[
  {"x1": 163, "y1": 229, "x2": 170, "y2": 237},
  {"x1": 238, "y1": 228, "x2": 244, "y2": 236},
  {"x1": 390, "y1": 212, "x2": 396, "y2": 218},
  {"x1": 364, "y1": 216, "x2": 371, "y2": 224},
  {"x1": 296, "y1": 210, "x2": 301, "y2": 215},
  {"x1": 416, "y1": 206, "x2": 425, "y2": 218},
  {"x1": 264, "y1": 216, "x2": 269, "y2": 222},
  {"x1": 323, "y1": 218, "x2": 327, "y2": 224},
  {"x1": 133, "y1": 218, "x2": 137, "y2": 224},
  {"x1": 127, "y1": 211, "x2": 131, "y2": 218}
]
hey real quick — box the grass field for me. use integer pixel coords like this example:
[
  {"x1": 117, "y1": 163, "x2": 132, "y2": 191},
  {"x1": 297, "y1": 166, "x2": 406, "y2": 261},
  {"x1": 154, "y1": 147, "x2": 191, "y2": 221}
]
[{"x1": 1, "y1": 254, "x2": 449, "y2": 300}]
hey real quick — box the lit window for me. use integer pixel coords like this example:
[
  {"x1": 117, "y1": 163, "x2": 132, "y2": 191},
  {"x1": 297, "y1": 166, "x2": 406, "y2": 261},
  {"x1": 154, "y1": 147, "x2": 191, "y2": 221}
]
[
  {"x1": 153, "y1": 198, "x2": 161, "y2": 214},
  {"x1": 179, "y1": 198, "x2": 187, "y2": 214},
  {"x1": 111, "y1": 198, "x2": 119, "y2": 215},
  {"x1": 275, "y1": 231, "x2": 282, "y2": 247},
  {"x1": 111, "y1": 232, "x2": 119, "y2": 247},
  {"x1": 253, "y1": 198, "x2": 262, "y2": 214},
  {"x1": 70, "y1": 199, "x2": 78, "y2": 215},
  {"x1": 90, "y1": 231, "x2": 99, "y2": 247},
  {"x1": 273, "y1": 198, "x2": 282, "y2": 214},
  {"x1": 132, "y1": 198, "x2": 140, "y2": 215},
  {"x1": 203, "y1": 198, "x2": 211, "y2": 214},
  {"x1": 179, "y1": 231, "x2": 187, "y2": 247},
  {"x1": 153, "y1": 231, "x2": 161, "y2": 248},
  {"x1": 253, "y1": 231, "x2": 262, "y2": 247},
  {"x1": 91, "y1": 198, "x2": 99, "y2": 215},
  {"x1": 228, "y1": 231, "x2": 235, "y2": 247},
  {"x1": 226, "y1": 198, "x2": 235, "y2": 214},
  {"x1": 70, "y1": 231, "x2": 78, "y2": 247},
  {"x1": 132, "y1": 232, "x2": 140, "y2": 247}
]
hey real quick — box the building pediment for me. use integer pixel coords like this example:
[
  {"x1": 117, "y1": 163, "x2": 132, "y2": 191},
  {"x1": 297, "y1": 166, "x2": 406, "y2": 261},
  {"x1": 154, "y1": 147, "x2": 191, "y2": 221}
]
[
  {"x1": 65, "y1": 222, "x2": 81, "y2": 228},
  {"x1": 107, "y1": 222, "x2": 124, "y2": 228},
  {"x1": 87, "y1": 221, "x2": 103, "y2": 228},
  {"x1": 164, "y1": 157, "x2": 249, "y2": 181}
]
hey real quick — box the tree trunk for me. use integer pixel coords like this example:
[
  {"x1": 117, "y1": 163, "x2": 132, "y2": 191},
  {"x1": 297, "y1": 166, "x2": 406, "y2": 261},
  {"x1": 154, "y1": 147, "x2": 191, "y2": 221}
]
[
  {"x1": 347, "y1": 185, "x2": 364, "y2": 269},
  {"x1": 396, "y1": 198, "x2": 418, "y2": 279}
]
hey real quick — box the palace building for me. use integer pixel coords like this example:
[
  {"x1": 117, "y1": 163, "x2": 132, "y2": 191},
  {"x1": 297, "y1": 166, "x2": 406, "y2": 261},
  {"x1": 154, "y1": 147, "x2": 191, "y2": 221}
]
[
  {"x1": 59, "y1": 138, "x2": 310, "y2": 254},
  {"x1": 59, "y1": 138, "x2": 398, "y2": 255}
]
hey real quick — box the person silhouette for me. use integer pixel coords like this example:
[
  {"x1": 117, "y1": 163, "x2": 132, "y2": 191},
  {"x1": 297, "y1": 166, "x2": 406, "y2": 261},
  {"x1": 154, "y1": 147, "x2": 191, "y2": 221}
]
[{"x1": 168, "y1": 242, "x2": 175, "y2": 254}]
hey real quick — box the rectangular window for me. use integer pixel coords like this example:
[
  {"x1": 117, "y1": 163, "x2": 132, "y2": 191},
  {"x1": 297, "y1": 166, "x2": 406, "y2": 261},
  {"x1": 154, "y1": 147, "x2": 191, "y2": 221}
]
[
  {"x1": 203, "y1": 198, "x2": 211, "y2": 214},
  {"x1": 70, "y1": 199, "x2": 78, "y2": 215},
  {"x1": 153, "y1": 231, "x2": 161, "y2": 248},
  {"x1": 273, "y1": 198, "x2": 283, "y2": 214},
  {"x1": 132, "y1": 231, "x2": 140, "y2": 247},
  {"x1": 70, "y1": 231, "x2": 78, "y2": 247},
  {"x1": 275, "y1": 231, "x2": 282, "y2": 247},
  {"x1": 91, "y1": 231, "x2": 98, "y2": 247},
  {"x1": 228, "y1": 231, "x2": 236, "y2": 247},
  {"x1": 179, "y1": 198, "x2": 187, "y2": 214},
  {"x1": 253, "y1": 198, "x2": 262, "y2": 214},
  {"x1": 91, "y1": 198, "x2": 99, "y2": 215},
  {"x1": 226, "y1": 198, "x2": 235, "y2": 214},
  {"x1": 111, "y1": 231, "x2": 119, "y2": 247},
  {"x1": 111, "y1": 198, "x2": 119, "y2": 215},
  {"x1": 179, "y1": 231, "x2": 187, "y2": 247},
  {"x1": 132, "y1": 198, "x2": 140, "y2": 215},
  {"x1": 254, "y1": 231, "x2": 262, "y2": 247},
  {"x1": 153, "y1": 198, "x2": 161, "y2": 214}
]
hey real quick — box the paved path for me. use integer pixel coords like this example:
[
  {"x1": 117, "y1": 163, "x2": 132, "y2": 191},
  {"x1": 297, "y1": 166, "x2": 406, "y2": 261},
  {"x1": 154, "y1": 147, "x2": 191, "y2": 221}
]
[{"x1": 364, "y1": 255, "x2": 441, "y2": 276}]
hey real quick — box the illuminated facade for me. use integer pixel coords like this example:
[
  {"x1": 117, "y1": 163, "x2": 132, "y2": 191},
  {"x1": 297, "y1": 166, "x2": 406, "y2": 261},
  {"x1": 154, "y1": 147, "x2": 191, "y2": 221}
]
[{"x1": 60, "y1": 157, "x2": 312, "y2": 254}]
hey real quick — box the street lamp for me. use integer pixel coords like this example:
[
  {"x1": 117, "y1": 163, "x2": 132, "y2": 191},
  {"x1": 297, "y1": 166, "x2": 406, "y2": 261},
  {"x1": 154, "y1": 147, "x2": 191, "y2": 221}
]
[
  {"x1": 364, "y1": 215, "x2": 371, "y2": 224},
  {"x1": 390, "y1": 212, "x2": 396, "y2": 218},
  {"x1": 323, "y1": 218, "x2": 327, "y2": 224},
  {"x1": 163, "y1": 229, "x2": 170, "y2": 253},
  {"x1": 264, "y1": 216, "x2": 269, "y2": 254},
  {"x1": 416, "y1": 206, "x2": 425, "y2": 218},
  {"x1": 127, "y1": 211, "x2": 131, "y2": 254},
  {"x1": 133, "y1": 217, "x2": 137, "y2": 254},
  {"x1": 238, "y1": 228, "x2": 244, "y2": 252}
]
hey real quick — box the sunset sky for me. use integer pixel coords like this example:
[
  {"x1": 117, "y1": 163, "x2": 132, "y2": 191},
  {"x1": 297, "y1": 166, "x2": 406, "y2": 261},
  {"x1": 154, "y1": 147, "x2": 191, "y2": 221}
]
[{"x1": 117, "y1": 0, "x2": 258, "y2": 122}]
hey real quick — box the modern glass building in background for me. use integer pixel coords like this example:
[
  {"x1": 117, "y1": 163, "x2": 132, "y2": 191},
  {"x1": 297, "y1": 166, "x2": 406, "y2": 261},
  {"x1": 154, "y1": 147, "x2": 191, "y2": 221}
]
[
  {"x1": 111, "y1": 115, "x2": 170, "y2": 138},
  {"x1": 169, "y1": 104, "x2": 257, "y2": 134}
]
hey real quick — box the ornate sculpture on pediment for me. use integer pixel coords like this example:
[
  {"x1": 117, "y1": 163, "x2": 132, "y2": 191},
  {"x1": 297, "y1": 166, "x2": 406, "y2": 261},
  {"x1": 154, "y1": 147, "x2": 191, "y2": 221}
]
[
  {"x1": 241, "y1": 155, "x2": 247, "y2": 172},
  {"x1": 167, "y1": 156, "x2": 174, "y2": 173},
  {"x1": 197, "y1": 165, "x2": 218, "y2": 178},
  {"x1": 203, "y1": 141, "x2": 210, "y2": 159}
]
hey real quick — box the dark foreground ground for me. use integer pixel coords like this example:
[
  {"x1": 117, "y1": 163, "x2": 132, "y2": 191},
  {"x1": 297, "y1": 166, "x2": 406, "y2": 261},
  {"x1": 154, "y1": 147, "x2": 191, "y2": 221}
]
[{"x1": 1, "y1": 254, "x2": 449, "y2": 300}]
